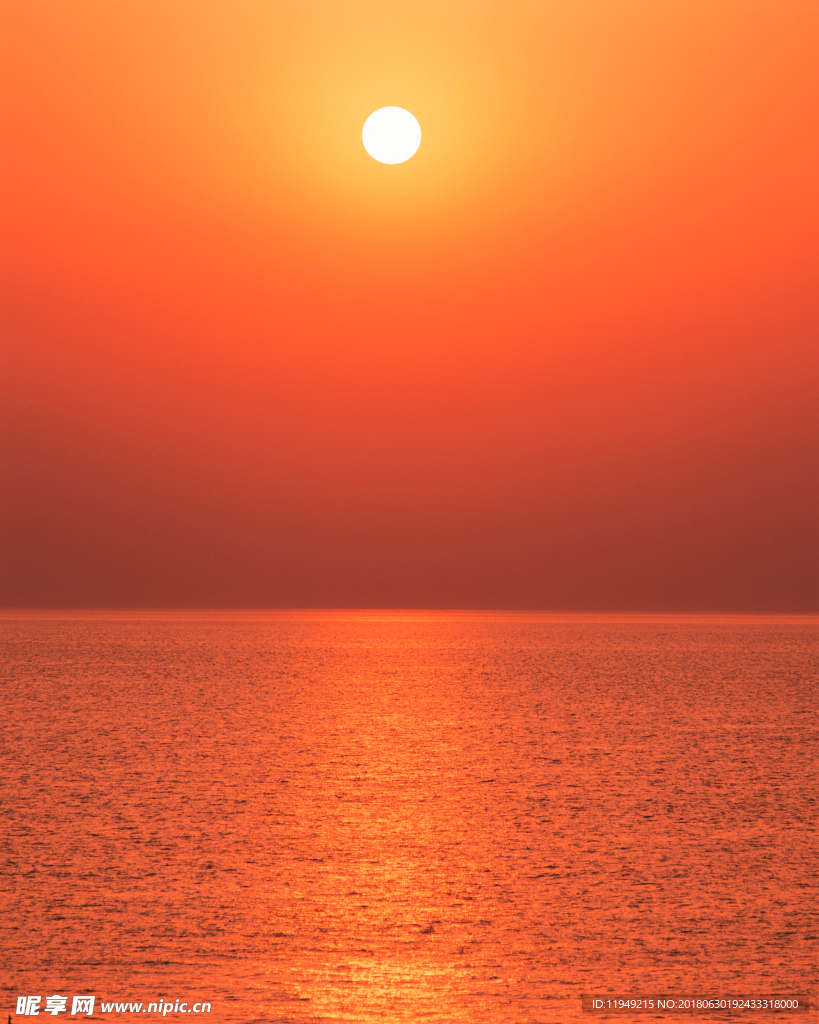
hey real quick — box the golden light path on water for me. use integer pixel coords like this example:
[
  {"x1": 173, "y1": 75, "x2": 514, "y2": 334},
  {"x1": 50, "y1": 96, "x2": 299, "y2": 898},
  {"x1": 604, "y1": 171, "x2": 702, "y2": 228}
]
[{"x1": 1, "y1": 611, "x2": 816, "y2": 1023}]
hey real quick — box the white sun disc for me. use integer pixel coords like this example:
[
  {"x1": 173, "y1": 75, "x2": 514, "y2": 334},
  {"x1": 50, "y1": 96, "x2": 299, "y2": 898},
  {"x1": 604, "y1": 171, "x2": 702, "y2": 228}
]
[{"x1": 362, "y1": 107, "x2": 421, "y2": 164}]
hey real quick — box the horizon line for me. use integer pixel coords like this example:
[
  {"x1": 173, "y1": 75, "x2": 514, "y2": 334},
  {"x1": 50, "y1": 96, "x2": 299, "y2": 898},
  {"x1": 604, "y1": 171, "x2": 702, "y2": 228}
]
[{"x1": 2, "y1": 607, "x2": 817, "y2": 620}]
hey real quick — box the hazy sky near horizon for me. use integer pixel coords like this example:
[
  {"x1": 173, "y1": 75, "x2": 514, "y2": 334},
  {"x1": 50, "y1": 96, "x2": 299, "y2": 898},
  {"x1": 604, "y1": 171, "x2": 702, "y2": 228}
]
[{"x1": 2, "y1": 0, "x2": 817, "y2": 610}]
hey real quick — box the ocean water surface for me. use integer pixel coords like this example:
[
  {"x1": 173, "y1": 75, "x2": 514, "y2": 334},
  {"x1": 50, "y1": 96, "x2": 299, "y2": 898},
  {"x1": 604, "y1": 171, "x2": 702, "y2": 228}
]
[{"x1": 1, "y1": 611, "x2": 816, "y2": 1023}]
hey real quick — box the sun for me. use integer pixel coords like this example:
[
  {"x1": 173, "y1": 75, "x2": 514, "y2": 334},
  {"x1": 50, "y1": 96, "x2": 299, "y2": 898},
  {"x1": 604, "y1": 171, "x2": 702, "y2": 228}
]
[{"x1": 362, "y1": 107, "x2": 421, "y2": 164}]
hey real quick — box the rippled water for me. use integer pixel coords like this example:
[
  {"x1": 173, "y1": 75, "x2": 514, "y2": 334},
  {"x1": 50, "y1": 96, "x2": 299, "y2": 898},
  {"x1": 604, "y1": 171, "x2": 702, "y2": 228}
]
[{"x1": 1, "y1": 611, "x2": 816, "y2": 1023}]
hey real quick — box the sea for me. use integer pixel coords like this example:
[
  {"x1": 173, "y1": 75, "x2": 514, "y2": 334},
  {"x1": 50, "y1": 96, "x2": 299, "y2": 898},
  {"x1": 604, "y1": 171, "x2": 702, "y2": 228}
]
[{"x1": 1, "y1": 611, "x2": 816, "y2": 1024}]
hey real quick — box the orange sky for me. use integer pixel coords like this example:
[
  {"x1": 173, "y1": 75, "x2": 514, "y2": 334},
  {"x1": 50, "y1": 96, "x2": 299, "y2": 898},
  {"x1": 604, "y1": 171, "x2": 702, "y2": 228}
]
[{"x1": 2, "y1": 0, "x2": 817, "y2": 609}]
